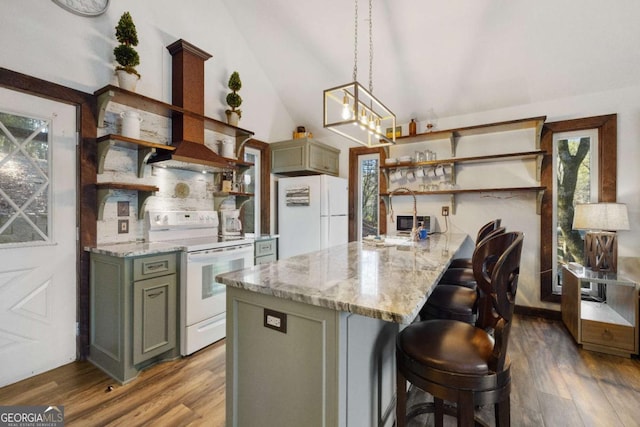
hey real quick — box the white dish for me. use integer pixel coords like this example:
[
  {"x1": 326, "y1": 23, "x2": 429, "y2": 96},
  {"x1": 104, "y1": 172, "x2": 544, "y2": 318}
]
[
  {"x1": 399, "y1": 156, "x2": 413, "y2": 162},
  {"x1": 385, "y1": 158, "x2": 397, "y2": 165}
]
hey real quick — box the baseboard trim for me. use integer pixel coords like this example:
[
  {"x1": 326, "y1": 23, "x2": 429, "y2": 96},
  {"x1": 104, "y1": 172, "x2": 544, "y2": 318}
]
[{"x1": 514, "y1": 305, "x2": 562, "y2": 321}]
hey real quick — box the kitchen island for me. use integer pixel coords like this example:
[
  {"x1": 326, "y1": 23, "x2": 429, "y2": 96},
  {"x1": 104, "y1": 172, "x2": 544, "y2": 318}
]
[{"x1": 216, "y1": 233, "x2": 466, "y2": 427}]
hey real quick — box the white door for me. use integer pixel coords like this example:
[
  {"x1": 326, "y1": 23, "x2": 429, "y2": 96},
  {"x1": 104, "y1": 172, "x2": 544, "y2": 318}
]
[{"x1": 0, "y1": 88, "x2": 77, "y2": 387}]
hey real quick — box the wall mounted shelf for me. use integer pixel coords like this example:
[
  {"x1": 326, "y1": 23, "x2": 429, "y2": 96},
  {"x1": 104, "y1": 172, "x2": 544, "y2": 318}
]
[
  {"x1": 97, "y1": 134, "x2": 176, "y2": 178},
  {"x1": 381, "y1": 186, "x2": 545, "y2": 215},
  {"x1": 380, "y1": 115, "x2": 547, "y2": 216},
  {"x1": 94, "y1": 85, "x2": 254, "y2": 139},
  {"x1": 96, "y1": 182, "x2": 159, "y2": 220},
  {"x1": 381, "y1": 150, "x2": 546, "y2": 183},
  {"x1": 396, "y1": 116, "x2": 546, "y2": 155}
]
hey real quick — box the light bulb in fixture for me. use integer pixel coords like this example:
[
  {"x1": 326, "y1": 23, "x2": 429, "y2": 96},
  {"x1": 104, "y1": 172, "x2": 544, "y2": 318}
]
[
  {"x1": 368, "y1": 114, "x2": 375, "y2": 130},
  {"x1": 360, "y1": 107, "x2": 368, "y2": 125},
  {"x1": 341, "y1": 95, "x2": 351, "y2": 120},
  {"x1": 375, "y1": 118, "x2": 382, "y2": 134}
]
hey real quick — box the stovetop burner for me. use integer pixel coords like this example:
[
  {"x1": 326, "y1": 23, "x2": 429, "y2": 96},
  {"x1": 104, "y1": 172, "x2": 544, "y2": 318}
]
[{"x1": 144, "y1": 210, "x2": 253, "y2": 251}]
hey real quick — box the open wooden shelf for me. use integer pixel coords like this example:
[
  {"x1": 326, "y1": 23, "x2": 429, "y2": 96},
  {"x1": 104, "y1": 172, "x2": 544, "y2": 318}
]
[
  {"x1": 381, "y1": 150, "x2": 545, "y2": 169},
  {"x1": 97, "y1": 134, "x2": 176, "y2": 178},
  {"x1": 381, "y1": 186, "x2": 546, "y2": 215},
  {"x1": 95, "y1": 85, "x2": 255, "y2": 139},
  {"x1": 96, "y1": 182, "x2": 159, "y2": 220},
  {"x1": 395, "y1": 116, "x2": 546, "y2": 154}
]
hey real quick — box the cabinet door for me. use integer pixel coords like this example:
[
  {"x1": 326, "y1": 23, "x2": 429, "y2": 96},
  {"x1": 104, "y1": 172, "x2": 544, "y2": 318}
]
[
  {"x1": 133, "y1": 274, "x2": 177, "y2": 365},
  {"x1": 309, "y1": 144, "x2": 339, "y2": 176},
  {"x1": 271, "y1": 144, "x2": 305, "y2": 173}
]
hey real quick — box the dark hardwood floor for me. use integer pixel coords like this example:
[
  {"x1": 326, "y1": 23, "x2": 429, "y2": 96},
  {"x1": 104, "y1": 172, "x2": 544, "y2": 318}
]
[{"x1": 1, "y1": 315, "x2": 639, "y2": 426}]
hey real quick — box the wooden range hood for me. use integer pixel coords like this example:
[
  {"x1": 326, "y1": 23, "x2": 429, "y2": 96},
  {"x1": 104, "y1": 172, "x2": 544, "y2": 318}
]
[{"x1": 148, "y1": 39, "x2": 235, "y2": 169}]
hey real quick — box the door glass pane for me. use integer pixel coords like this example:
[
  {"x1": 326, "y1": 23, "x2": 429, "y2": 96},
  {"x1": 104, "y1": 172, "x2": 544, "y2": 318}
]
[
  {"x1": 0, "y1": 112, "x2": 51, "y2": 245},
  {"x1": 359, "y1": 155, "x2": 379, "y2": 239},
  {"x1": 242, "y1": 148, "x2": 260, "y2": 234},
  {"x1": 553, "y1": 130, "x2": 597, "y2": 293}
]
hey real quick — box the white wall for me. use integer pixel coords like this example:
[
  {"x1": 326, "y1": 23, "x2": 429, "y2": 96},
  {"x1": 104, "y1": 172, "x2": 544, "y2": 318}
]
[
  {"x1": 1, "y1": 0, "x2": 298, "y2": 242},
  {"x1": 0, "y1": 0, "x2": 296, "y2": 142}
]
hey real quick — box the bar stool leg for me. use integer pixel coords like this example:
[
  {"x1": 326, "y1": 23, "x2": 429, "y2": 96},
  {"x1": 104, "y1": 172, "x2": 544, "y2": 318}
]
[
  {"x1": 458, "y1": 392, "x2": 474, "y2": 426},
  {"x1": 496, "y1": 397, "x2": 510, "y2": 426},
  {"x1": 396, "y1": 368, "x2": 407, "y2": 427},
  {"x1": 434, "y1": 397, "x2": 444, "y2": 427}
]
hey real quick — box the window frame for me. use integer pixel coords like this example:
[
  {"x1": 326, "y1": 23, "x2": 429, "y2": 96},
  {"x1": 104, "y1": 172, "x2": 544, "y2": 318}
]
[
  {"x1": 348, "y1": 146, "x2": 387, "y2": 242},
  {"x1": 540, "y1": 114, "x2": 617, "y2": 302}
]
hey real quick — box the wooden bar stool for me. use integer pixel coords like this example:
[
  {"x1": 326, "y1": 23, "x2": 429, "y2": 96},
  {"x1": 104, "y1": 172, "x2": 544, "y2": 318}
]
[
  {"x1": 447, "y1": 219, "x2": 502, "y2": 270},
  {"x1": 397, "y1": 232, "x2": 524, "y2": 427},
  {"x1": 419, "y1": 227, "x2": 510, "y2": 323}
]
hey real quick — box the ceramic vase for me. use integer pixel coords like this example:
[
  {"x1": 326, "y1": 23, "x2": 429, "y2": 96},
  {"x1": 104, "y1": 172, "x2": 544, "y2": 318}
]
[
  {"x1": 226, "y1": 111, "x2": 239, "y2": 127},
  {"x1": 116, "y1": 70, "x2": 140, "y2": 92}
]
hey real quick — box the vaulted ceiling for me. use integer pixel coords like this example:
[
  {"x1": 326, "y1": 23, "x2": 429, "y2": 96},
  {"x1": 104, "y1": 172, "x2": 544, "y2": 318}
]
[{"x1": 222, "y1": 0, "x2": 640, "y2": 138}]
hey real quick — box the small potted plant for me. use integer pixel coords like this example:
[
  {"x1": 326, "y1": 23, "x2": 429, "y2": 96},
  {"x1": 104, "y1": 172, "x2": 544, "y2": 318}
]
[
  {"x1": 113, "y1": 11, "x2": 140, "y2": 91},
  {"x1": 225, "y1": 71, "x2": 242, "y2": 126}
]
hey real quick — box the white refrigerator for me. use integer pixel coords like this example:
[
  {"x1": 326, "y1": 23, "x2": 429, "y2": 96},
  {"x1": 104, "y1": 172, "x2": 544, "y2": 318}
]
[{"x1": 278, "y1": 175, "x2": 349, "y2": 259}]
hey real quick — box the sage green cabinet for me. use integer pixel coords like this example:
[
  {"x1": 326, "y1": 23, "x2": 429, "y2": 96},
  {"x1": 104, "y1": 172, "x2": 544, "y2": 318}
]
[
  {"x1": 255, "y1": 237, "x2": 277, "y2": 264},
  {"x1": 271, "y1": 138, "x2": 340, "y2": 176},
  {"x1": 89, "y1": 251, "x2": 180, "y2": 384}
]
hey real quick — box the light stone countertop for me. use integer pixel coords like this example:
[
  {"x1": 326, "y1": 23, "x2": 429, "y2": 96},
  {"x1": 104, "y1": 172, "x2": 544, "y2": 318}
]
[
  {"x1": 216, "y1": 233, "x2": 467, "y2": 324},
  {"x1": 85, "y1": 241, "x2": 185, "y2": 257}
]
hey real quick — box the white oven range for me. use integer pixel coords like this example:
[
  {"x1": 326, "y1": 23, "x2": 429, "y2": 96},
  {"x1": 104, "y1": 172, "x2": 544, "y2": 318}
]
[{"x1": 145, "y1": 210, "x2": 254, "y2": 355}]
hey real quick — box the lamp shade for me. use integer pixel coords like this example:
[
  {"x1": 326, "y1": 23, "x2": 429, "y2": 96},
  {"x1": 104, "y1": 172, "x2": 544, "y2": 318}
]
[{"x1": 572, "y1": 203, "x2": 629, "y2": 231}]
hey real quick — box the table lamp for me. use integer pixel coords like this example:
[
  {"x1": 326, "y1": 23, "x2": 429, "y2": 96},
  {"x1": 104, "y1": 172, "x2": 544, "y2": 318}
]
[{"x1": 572, "y1": 203, "x2": 629, "y2": 272}]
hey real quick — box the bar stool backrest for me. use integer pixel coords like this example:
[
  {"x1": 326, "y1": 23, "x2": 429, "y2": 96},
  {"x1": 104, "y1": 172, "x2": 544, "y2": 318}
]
[{"x1": 475, "y1": 232, "x2": 524, "y2": 371}]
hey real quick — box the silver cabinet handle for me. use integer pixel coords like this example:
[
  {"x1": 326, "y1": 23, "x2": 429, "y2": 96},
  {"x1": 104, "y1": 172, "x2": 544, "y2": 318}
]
[
  {"x1": 147, "y1": 290, "x2": 164, "y2": 298},
  {"x1": 146, "y1": 262, "x2": 167, "y2": 271}
]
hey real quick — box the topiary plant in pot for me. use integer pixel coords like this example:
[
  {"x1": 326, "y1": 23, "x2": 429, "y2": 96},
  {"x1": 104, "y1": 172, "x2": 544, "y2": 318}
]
[
  {"x1": 225, "y1": 71, "x2": 242, "y2": 126},
  {"x1": 113, "y1": 11, "x2": 140, "y2": 91}
]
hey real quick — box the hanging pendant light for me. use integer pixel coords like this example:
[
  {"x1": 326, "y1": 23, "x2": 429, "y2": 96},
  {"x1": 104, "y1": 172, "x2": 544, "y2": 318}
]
[{"x1": 323, "y1": 0, "x2": 396, "y2": 147}]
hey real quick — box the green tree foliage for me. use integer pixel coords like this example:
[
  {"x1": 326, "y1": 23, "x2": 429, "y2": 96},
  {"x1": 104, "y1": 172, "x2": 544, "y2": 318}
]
[
  {"x1": 226, "y1": 71, "x2": 242, "y2": 117},
  {"x1": 113, "y1": 12, "x2": 140, "y2": 77},
  {"x1": 360, "y1": 159, "x2": 379, "y2": 236},
  {"x1": 557, "y1": 137, "x2": 590, "y2": 264}
]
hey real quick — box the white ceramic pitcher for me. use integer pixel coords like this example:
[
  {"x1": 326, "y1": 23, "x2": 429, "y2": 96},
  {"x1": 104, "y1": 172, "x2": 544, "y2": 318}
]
[
  {"x1": 120, "y1": 110, "x2": 143, "y2": 139},
  {"x1": 221, "y1": 139, "x2": 235, "y2": 159}
]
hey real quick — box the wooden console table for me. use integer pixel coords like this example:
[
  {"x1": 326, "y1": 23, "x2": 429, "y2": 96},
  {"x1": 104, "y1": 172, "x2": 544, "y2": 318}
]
[{"x1": 561, "y1": 265, "x2": 639, "y2": 357}]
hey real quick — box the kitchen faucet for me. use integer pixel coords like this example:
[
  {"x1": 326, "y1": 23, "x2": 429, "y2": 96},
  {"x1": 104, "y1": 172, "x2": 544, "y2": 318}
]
[{"x1": 388, "y1": 187, "x2": 418, "y2": 241}]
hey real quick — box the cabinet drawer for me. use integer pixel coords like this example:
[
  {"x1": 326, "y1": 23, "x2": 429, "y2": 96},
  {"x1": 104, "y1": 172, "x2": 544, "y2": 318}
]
[
  {"x1": 581, "y1": 320, "x2": 635, "y2": 351},
  {"x1": 133, "y1": 253, "x2": 176, "y2": 281},
  {"x1": 255, "y1": 254, "x2": 277, "y2": 265},
  {"x1": 255, "y1": 239, "x2": 276, "y2": 257}
]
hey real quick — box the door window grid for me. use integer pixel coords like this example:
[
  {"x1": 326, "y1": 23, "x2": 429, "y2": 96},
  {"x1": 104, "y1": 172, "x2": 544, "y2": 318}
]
[{"x1": 0, "y1": 112, "x2": 52, "y2": 246}]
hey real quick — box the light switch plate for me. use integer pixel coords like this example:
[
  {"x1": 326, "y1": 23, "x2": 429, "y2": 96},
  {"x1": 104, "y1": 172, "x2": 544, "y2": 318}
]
[{"x1": 117, "y1": 201, "x2": 129, "y2": 217}]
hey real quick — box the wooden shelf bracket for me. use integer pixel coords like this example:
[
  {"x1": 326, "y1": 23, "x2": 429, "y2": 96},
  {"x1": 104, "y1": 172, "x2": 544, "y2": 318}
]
[{"x1": 96, "y1": 89, "x2": 115, "y2": 128}]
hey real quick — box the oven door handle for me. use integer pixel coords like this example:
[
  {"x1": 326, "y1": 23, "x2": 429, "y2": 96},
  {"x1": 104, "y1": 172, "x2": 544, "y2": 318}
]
[{"x1": 188, "y1": 244, "x2": 253, "y2": 261}]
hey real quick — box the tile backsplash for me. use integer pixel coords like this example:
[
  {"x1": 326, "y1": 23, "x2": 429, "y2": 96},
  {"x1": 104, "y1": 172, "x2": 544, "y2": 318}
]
[{"x1": 96, "y1": 102, "x2": 229, "y2": 244}]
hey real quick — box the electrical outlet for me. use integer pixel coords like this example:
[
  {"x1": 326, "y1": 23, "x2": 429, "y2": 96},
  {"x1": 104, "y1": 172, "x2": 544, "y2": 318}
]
[
  {"x1": 118, "y1": 219, "x2": 129, "y2": 234},
  {"x1": 264, "y1": 309, "x2": 287, "y2": 333},
  {"x1": 442, "y1": 206, "x2": 449, "y2": 216}
]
